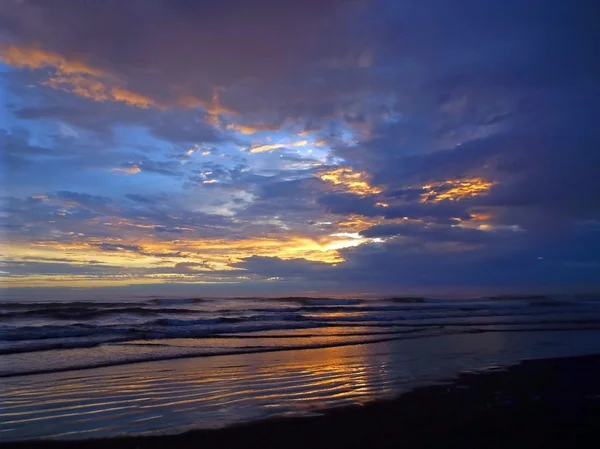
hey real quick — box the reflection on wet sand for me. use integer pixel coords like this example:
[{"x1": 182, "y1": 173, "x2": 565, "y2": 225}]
[
  {"x1": 1, "y1": 340, "x2": 393, "y2": 441},
  {"x1": 237, "y1": 341, "x2": 393, "y2": 413},
  {"x1": 4, "y1": 329, "x2": 600, "y2": 441}
]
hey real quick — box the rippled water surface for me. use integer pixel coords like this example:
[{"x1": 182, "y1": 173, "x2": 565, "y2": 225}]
[{"x1": 2, "y1": 295, "x2": 600, "y2": 441}]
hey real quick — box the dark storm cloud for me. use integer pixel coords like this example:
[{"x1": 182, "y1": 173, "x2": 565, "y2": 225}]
[
  {"x1": 0, "y1": 260, "x2": 122, "y2": 276},
  {"x1": 10, "y1": 102, "x2": 150, "y2": 140},
  {"x1": 327, "y1": 85, "x2": 600, "y2": 234},
  {"x1": 359, "y1": 222, "x2": 490, "y2": 242},
  {"x1": 233, "y1": 256, "x2": 332, "y2": 280},
  {"x1": 318, "y1": 193, "x2": 471, "y2": 223},
  {"x1": 232, "y1": 223, "x2": 600, "y2": 290},
  {"x1": 121, "y1": 158, "x2": 184, "y2": 177},
  {"x1": 2, "y1": 0, "x2": 600, "y2": 293},
  {"x1": 0, "y1": 0, "x2": 342, "y2": 110},
  {"x1": 54, "y1": 191, "x2": 112, "y2": 207},
  {"x1": 94, "y1": 243, "x2": 143, "y2": 253},
  {"x1": 125, "y1": 194, "x2": 155, "y2": 204},
  {"x1": 148, "y1": 110, "x2": 225, "y2": 143},
  {"x1": 236, "y1": 177, "x2": 332, "y2": 233},
  {"x1": 1, "y1": 188, "x2": 241, "y2": 245},
  {"x1": 174, "y1": 261, "x2": 214, "y2": 271},
  {"x1": 1, "y1": 128, "x2": 56, "y2": 157},
  {"x1": 6, "y1": 84, "x2": 228, "y2": 145}
]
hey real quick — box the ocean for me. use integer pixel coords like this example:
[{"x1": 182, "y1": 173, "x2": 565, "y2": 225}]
[{"x1": 2, "y1": 295, "x2": 600, "y2": 441}]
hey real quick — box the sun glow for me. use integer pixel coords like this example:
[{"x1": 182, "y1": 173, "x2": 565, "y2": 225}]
[{"x1": 0, "y1": 227, "x2": 382, "y2": 287}]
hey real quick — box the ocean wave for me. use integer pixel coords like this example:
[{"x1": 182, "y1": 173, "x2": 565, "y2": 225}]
[
  {"x1": 0, "y1": 306, "x2": 198, "y2": 320},
  {"x1": 4, "y1": 311, "x2": 600, "y2": 349},
  {"x1": 149, "y1": 313, "x2": 309, "y2": 327},
  {"x1": 2, "y1": 296, "x2": 600, "y2": 367},
  {"x1": 0, "y1": 319, "x2": 324, "y2": 344},
  {"x1": 0, "y1": 332, "x2": 435, "y2": 378},
  {"x1": 386, "y1": 297, "x2": 426, "y2": 303},
  {"x1": 0, "y1": 301, "x2": 148, "y2": 309},
  {"x1": 5, "y1": 323, "x2": 600, "y2": 379},
  {"x1": 0, "y1": 336, "x2": 132, "y2": 355},
  {"x1": 293, "y1": 302, "x2": 531, "y2": 314},
  {"x1": 151, "y1": 298, "x2": 205, "y2": 305},
  {"x1": 4, "y1": 316, "x2": 600, "y2": 363},
  {"x1": 266, "y1": 297, "x2": 364, "y2": 306},
  {"x1": 0, "y1": 299, "x2": 587, "y2": 322},
  {"x1": 225, "y1": 300, "x2": 571, "y2": 317},
  {"x1": 0, "y1": 324, "x2": 133, "y2": 341}
]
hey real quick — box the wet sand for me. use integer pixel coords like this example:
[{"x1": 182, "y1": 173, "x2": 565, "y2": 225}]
[{"x1": 4, "y1": 353, "x2": 600, "y2": 449}]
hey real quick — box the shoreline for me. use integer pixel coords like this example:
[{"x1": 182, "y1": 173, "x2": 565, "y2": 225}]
[
  {"x1": 0, "y1": 330, "x2": 426, "y2": 378},
  {"x1": 6, "y1": 325, "x2": 600, "y2": 379},
  {"x1": 4, "y1": 353, "x2": 600, "y2": 449}
]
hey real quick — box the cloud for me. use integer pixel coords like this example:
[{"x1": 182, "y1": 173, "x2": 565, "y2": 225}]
[
  {"x1": 359, "y1": 221, "x2": 505, "y2": 245},
  {"x1": 318, "y1": 193, "x2": 471, "y2": 223},
  {"x1": 2, "y1": 0, "x2": 600, "y2": 294},
  {"x1": 420, "y1": 178, "x2": 495, "y2": 203},
  {"x1": 227, "y1": 123, "x2": 281, "y2": 135},
  {"x1": 0, "y1": 0, "x2": 341, "y2": 115},
  {"x1": 174, "y1": 261, "x2": 214, "y2": 271},
  {"x1": 54, "y1": 191, "x2": 112, "y2": 207},
  {"x1": 232, "y1": 256, "x2": 332, "y2": 280},
  {"x1": 110, "y1": 87, "x2": 156, "y2": 109},
  {"x1": 125, "y1": 194, "x2": 155, "y2": 204},
  {"x1": 248, "y1": 140, "x2": 310, "y2": 154},
  {"x1": 317, "y1": 167, "x2": 382, "y2": 196},
  {"x1": 112, "y1": 165, "x2": 141, "y2": 175},
  {"x1": 94, "y1": 243, "x2": 143, "y2": 252},
  {"x1": 0, "y1": 44, "x2": 159, "y2": 108},
  {"x1": 0, "y1": 45, "x2": 106, "y2": 76}
]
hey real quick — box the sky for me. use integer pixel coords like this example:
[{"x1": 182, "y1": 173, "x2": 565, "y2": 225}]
[{"x1": 1, "y1": 0, "x2": 599, "y2": 298}]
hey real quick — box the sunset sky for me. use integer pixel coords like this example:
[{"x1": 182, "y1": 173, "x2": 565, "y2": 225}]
[{"x1": 1, "y1": 0, "x2": 599, "y2": 298}]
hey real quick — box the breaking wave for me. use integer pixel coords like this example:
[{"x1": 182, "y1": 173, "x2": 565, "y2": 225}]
[{"x1": 2, "y1": 295, "x2": 600, "y2": 376}]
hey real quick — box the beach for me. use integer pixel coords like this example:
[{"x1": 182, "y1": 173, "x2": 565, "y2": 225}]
[
  {"x1": 3, "y1": 0, "x2": 598, "y2": 445},
  {"x1": 3, "y1": 353, "x2": 600, "y2": 449},
  {"x1": 3, "y1": 0, "x2": 599, "y2": 446},
  {"x1": 2, "y1": 296, "x2": 600, "y2": 446}
]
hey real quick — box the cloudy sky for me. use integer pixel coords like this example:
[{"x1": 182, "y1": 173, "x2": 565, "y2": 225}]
[{"x1": 1, "y1": 0, "x2": 599, "y2": 298}]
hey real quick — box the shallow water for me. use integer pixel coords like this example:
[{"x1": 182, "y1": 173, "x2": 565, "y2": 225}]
[
  {"x1": 2, "y1": 295, "x2": 600, "y2": 441},
  {"x1": 2, "y1": 328, "x2": 600, "y2": 441},
  {"x1": 2, "y1": 295, "x2": 600, "y2": 376}
]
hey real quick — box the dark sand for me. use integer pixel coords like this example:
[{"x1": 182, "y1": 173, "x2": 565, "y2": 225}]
[{"x1": 4, "y1": 354, "x2": 600, "y2": 449}]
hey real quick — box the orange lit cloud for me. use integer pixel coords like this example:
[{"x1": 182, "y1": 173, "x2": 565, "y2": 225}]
[
  {"x1": 420, "y1": 177, "x2": 495, "y2": 202},
  {"x1": 1, "y1": 44, "x2": 241, "y2": 125},
  {"x1": 336, "y1": 215, "x2": 382, "y2": 233},
  {"x1": 43, "y1": 74, "x2": 110, "y2": 101},
  {"x1": 1, "y1": 44, "x2": 237, "y2": 111},
  {"x1": 1, "y1": 222, "x2": 389, "y2": 287},
  {"x1": 181, "y1": 92, "x2": 235, "y2": 128},
  {"x1": 31, "y1": 194, "x2": 49, "y2": 200},
  {"x1": 318, "y1": 167, "x2": 382, "y2": 196},
  {"x1": 180, "y1": 92, "x2": 234, "y2": 115},
  {"x1": 0, "y1": 45, "x2": 159, "y2": 109},
  {"x1": 0, "y1": 45, "x2": 106, "y2": 76},
  {"x1": 470, "y1": 211, "x2": 492, "y2": 221},
  {"x1": 227, "y1": 123, "x2": 280, "y2": 134},
  {"x1": 111, "y1": 87, "x2": 156, "y2": 109},
  {"x1": 248, "y1": 139, "x2": 309, "y2": 153},
  {"x1": 111, "y1": 165, "x2": 141, "y2": 175}
]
